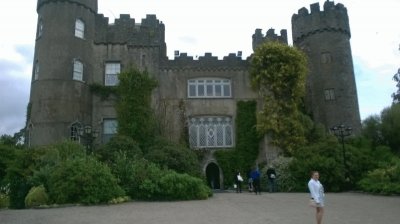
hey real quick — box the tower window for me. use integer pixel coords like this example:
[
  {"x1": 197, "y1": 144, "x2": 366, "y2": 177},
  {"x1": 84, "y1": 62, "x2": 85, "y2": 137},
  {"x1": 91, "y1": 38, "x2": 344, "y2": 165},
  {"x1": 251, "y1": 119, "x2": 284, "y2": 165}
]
[
  {"x1": 188, "y1": 116, "x2": 233, "y2": 149},
  {"x1": 73, "y1": 59, "x2": 83, "y2": 81},
  {"x1": 188, "y1": 78, "x2": 232, "y2": 98},
  {"x1": 75, "y1": 19, "x2": 85, "y2": 39},
  {"x1": 105, "y1": 62, "x2": 121, "y2": 86},
  {"x1": 324, "y1": 88, "x2": 335, "y2": 101},
  {"x1": 37, "y1": 19, "x2": 43, "y2": 38},
  {"x1": 34, "y1": 61, "x2": 39, "y2": 81},
  {"x1": 321, "y1": 52, "x2": 332, "y2": 64}
]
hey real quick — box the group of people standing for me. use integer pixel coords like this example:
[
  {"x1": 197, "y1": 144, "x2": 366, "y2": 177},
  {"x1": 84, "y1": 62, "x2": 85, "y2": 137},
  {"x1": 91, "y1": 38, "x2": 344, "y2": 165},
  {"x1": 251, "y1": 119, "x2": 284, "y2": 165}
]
[{"x1": 234, "y1": 165, "x2": 277, "y2": 194}]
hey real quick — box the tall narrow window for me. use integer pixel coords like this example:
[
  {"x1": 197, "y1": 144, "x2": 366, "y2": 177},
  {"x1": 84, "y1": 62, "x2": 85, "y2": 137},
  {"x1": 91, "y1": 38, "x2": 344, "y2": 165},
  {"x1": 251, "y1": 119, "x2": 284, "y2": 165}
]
[
  {"x1": 70, "y1": 122, "x2": 82, "y2": 142},
  {"x1": 34, "y1": 61, "x2": 39, "y2": 81},
  {"x1": 105, "y1": 62, "x2": 121, "y2": 86},
  {"x1": 75, "y1": 19, "x2": 85, "y2": 39},
  {"x1": 103, "y1": 119, "x2": 118, "y2": 143},
  {"x1": 188, "y1": 116, "x2": 233, "y2": 149},
  {"x1": 37, "y1": 19, "x2": 43, "y2": 38},
  {"x1": 73, "y1": 59, "x2": 83, "y2": 81}
]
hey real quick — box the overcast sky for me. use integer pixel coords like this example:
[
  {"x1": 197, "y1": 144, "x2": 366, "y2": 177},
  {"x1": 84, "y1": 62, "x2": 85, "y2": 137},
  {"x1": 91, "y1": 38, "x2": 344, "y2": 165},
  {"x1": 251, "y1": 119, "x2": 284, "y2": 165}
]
[{"x1": 0, "y1": 0, "x2": 399, "y2": 136}]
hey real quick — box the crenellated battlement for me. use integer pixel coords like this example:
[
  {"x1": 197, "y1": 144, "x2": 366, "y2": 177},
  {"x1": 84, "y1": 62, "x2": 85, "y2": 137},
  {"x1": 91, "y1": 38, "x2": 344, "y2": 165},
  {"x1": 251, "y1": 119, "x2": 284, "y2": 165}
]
[
  {"x1": 37, "y1": 0, "x2": 98, "y2": 13},
  {"x1": 94, "y1": 14, "x2": 165, "y2": 47},
  {"x1": 292, "y1": 0, "x2": 350, "y2": 44},
  {"x1": 252, "y1": 28, "x2": 288, "y2": 51},
  {"x1": 161, "y1": 52, "x2": 248, "y2": 70}
]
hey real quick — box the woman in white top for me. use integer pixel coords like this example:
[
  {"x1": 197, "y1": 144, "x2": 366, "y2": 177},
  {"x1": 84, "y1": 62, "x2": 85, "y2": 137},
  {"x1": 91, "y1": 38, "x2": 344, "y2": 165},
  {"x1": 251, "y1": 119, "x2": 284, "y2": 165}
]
[{"x1": 308, "y1": 171, "x2": 325, "y2": 224}]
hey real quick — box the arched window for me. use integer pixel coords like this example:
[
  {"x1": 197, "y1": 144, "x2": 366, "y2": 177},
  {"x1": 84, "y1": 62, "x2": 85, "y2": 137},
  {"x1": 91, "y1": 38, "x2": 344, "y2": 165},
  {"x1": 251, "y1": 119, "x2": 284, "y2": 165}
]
[
  {"x1": 188, "y1": 78, "x2": 232, "y2": 98},
  {"x1": 73, "y1": 59, "x2": 83, "y2": 81},
  {"x1": 70, "y1": 122, "x2": 82, "y2": 142},
  {"x1": 188, "y1": 116, "x2": 233, "y2": 149},
  {"x1": 75, "y1": 19, "x2": 85, "y2": 38}
]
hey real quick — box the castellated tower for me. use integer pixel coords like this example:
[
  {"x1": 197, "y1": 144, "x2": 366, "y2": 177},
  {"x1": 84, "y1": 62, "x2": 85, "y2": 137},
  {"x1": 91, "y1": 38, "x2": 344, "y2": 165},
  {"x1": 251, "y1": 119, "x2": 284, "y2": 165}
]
[
  {"x1": 292, "y1": 0, "x2": 361, "y2": 133},
  {"x1": 28, "y1": 0, "x2": 98, "y2": 145}
]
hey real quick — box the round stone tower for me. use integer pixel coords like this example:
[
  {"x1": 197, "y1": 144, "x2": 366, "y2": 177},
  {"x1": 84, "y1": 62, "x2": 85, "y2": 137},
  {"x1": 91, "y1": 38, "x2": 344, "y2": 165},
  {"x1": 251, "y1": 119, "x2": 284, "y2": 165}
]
[
  {"x1": 292, "y1": 0, "x2": 361, "y2": 133},
  {"x1": 28, "y1": 0, "x2": 98, "y2": 146}
]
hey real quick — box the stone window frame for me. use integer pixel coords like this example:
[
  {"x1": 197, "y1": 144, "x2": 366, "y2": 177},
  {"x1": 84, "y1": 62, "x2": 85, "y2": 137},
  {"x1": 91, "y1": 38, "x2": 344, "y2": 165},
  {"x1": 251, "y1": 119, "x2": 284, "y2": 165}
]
[
  {"x1": 70, "y1": 122, "x2": 82, "y2": 142},
  {"x1": 324, "y1": 88, "x2": 335, "y2": 101},
  {"x1": 73, "y1": 59, "x2": 84, "y2": 81},
  {"x1": 74, "y1": 19, "x2": 85, "y2": 39},
  {"x1": 188, "y1": 116, "x2": 234, "y2": 149},
  {"x1": 102, "y1": 118, "x2": 118, "y2": 143},
  {"x1": 187, "y1": 78, "x2": 232, "y2": 98},
  {"x1": 37, "y1": 18, "x2": 43, "y2": 38},
  {"x1": 33, "y1": 60, "x2": 39, "y2": 81},
  {"x1": 104, "y1": 62, "x2": 121, "y2": 86}
]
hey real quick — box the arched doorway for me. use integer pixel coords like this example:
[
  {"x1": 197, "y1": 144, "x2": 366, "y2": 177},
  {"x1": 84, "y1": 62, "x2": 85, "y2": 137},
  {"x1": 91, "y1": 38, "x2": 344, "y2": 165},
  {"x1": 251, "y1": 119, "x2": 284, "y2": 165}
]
[{"x1": 206, "y1": 162, "x2": 220, "y2": 189}]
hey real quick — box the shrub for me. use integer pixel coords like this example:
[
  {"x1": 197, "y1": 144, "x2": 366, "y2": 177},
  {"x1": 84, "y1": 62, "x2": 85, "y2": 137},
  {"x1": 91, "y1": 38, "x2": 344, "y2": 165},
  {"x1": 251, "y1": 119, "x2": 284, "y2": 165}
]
[
  {"x1": 358, "y1": 158, "x2": 400, "y2": 195},
  {"x1": 0, "y1": 193, "x2": 9, "y2": 209},
  {"x1": 24, "y1": 185, "x2": 49, "y2": 208},
  {"x1": 261, "y1": 157, "x2": 295, "y2": 192},
  {"x1": 118, "y1": 158, "x2": 211, "y2": 200},
  {"x1": 158, "y1": 172, "x2": 212, "y2": 200},
  {"x1": 145, "y1": 138, "x2": 200, "y2": 177},
  {"x1": 48, "y1": 157, "x2": 124, "y2": 204},
  {"x1": 96, "y1": 135, "x2": 142, "y2": 165}
]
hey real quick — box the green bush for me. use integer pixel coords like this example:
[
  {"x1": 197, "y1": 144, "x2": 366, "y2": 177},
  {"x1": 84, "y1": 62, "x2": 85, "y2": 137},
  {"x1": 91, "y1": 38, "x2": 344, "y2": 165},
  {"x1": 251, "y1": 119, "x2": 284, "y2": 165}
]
[
  {"x1": 358, "y1": 158, "x2": 400, "y2": 195},
  {"x1": 158, "y1": 172, "x2": 212, "y2": 200},
  {"x1": 96, "y1": 135, "x2": 142, "y2": 165},
  {"x1": 145, "y1": 138, "x2": 200, "y2": 177},
  {"x1": 0, "y1": 193, "x2": 9, "y2": 208},
  {"x1": 48, "y1": 157, "x2": 124, "y2": 204},
  {"x1": 117, "y1": 158, "x2": 211, "y2": 200},
  {"x1": 24, "y1": 185, "x2": 49, "y2": 208},
  {"x1": 261, "y1": 157, "x2": 295, "y2": 192},
  {"x1": 288, "y1": 138, "x2": 347, "y2": 192}
]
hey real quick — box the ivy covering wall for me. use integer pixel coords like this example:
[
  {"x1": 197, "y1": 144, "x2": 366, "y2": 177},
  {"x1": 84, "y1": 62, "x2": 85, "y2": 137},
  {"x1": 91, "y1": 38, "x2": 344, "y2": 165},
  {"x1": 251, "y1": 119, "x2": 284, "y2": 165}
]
[{"x1": 215, "y1": 100, "x2": 260, "y2": 187}]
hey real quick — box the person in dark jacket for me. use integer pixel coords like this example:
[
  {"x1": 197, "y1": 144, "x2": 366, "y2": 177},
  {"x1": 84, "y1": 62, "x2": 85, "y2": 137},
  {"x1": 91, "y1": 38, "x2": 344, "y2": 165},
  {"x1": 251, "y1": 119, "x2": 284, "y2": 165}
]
[{"x1": 250, "y1": 167, "x2": 261, "y2": 195}]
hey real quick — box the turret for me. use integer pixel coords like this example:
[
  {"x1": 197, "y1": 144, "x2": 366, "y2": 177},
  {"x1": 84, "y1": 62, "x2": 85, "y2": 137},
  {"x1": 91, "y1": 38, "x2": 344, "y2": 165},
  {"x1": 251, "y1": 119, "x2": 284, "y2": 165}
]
[
  {"x1": 28, "y1": 0, "x2": 98, "y2": 145},
  {"x1": 252, "y1": 28, "x2": 288, "y2": 51},
  {"x1": 292, "y1": 0, "x2": 361, "y2": 134}
]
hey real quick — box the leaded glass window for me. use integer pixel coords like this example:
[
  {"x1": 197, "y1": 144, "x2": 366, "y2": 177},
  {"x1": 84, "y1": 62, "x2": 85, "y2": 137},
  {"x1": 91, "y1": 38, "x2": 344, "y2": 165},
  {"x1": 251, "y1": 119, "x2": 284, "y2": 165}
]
[{"x1": 188, "y1": 116, "x2": 233, "y2": 148}]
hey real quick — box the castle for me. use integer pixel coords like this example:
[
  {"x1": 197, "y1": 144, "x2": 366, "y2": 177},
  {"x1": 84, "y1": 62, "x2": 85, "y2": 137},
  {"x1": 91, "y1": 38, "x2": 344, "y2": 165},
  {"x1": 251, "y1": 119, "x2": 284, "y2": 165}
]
[{"x1": 28, "y1": 0, "x2": 361, "y2": 188}]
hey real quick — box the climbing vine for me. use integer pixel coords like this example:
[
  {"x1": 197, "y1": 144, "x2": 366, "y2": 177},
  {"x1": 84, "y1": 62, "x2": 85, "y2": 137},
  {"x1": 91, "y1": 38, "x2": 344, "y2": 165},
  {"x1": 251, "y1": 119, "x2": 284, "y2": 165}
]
[{"x1": 250, "y1": 41, "x2": 308, "y2": 154}]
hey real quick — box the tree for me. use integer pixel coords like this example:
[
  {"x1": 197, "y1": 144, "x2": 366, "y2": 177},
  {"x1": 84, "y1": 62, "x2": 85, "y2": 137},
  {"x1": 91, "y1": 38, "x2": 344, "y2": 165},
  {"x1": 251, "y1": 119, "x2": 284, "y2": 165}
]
[
  {"x1": 361, "y1": 115, "x2": 384, "y2": 148},
  {"x1": 393, "y1": 69, "x2": 400, "y2": 104},
  {"x1": 380, "y1": 104, "x2": 400, "y2": 154},
  {"x1": 250, "y1": 41, "x2": 308, "y2": 154}
]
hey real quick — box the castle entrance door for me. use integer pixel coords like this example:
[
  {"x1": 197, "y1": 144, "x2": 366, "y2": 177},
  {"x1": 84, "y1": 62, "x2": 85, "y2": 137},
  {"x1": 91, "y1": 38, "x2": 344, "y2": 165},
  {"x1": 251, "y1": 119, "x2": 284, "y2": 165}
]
[{"x1": 206, "y1": 162, "x2": 220, "y2": 189}]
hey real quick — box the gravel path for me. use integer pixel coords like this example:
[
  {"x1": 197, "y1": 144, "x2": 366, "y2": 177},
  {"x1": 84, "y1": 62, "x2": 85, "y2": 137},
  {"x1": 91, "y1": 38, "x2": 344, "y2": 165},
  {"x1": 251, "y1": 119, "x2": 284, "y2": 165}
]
[{"x1": 1, "y1": 192, "x2": 399, "y2": 224}]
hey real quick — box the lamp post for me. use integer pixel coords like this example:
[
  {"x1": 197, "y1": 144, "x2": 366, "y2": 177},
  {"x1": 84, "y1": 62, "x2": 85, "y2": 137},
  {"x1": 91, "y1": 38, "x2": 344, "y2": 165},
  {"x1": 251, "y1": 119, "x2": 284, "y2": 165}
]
[
  {"x1": 78, "y1": 125, "x2": 99, "y2": 154},
  {"x1": 330, "y1": 124, "x2": 352, "y2": 180}
]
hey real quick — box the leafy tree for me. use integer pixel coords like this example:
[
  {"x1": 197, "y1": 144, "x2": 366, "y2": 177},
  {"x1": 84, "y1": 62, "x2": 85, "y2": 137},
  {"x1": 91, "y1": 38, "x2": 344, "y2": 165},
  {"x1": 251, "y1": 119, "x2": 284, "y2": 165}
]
[
  {"x1": 250, "y1": 41, "x2": 308, "y2": 154},
  {"x1": 116, "y1": 68, "x2": 158, "y2": 149},
  {"x1": 380, "y1": 104, "x2": 400, "y2": 154},
  {"x1": 392, "y1": 67, "x2": 400, "y2": 103},
  {"x1": 361, "y1": 115, "x2": 384, "y2": 148}
]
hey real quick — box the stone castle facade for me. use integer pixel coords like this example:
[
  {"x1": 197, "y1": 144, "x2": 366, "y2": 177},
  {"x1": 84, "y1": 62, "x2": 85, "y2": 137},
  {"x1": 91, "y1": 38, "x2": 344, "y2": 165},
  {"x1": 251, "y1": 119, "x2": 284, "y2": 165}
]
[{"x1": 28, "y1": 0, "x2": 361, "y2": 187}]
